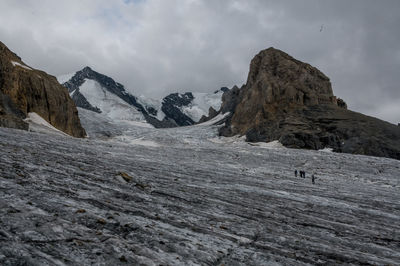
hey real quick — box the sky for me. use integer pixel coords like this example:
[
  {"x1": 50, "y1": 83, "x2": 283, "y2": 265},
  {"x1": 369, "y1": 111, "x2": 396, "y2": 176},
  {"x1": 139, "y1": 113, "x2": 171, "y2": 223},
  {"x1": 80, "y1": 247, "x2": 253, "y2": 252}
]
[{"x1": 0, "y1": 0, "x2": 399, "y2": 124}]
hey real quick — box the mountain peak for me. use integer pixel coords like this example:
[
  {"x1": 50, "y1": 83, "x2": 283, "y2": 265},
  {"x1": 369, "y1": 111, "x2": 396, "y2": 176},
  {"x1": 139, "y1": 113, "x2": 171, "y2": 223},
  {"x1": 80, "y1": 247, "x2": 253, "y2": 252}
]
[
  {"x1": 219, "y1": 47, "x2": 400, "y2": 159},
  {"x1": 82, "y1": 66, "x2": 93, "y2": 72}
]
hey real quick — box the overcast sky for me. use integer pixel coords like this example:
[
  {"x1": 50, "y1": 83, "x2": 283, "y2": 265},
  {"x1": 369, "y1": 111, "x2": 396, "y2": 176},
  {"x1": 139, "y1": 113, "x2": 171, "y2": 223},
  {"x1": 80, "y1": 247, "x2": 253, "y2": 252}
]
[{"x1": 0, "y1": 0, "x2": 399, "y2": 124}]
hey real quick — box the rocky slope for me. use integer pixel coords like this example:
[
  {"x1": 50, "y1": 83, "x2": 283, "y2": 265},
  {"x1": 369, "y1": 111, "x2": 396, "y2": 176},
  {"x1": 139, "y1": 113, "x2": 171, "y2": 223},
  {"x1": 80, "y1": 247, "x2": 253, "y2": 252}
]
[
  {"x1": 61, "y1": 67, "x2": 225, "y2": 128},
  {"x1": 219, "y1": 48, "x2": 400, "y2": 160},
  {"x1": 0, "y1": 41, "x2": 86, "y2": 137}
]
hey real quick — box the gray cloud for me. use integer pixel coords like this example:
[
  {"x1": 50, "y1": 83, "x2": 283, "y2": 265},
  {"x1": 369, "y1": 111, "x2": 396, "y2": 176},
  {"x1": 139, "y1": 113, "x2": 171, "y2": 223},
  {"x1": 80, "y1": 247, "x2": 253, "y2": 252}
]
[{"x1": 0, "y1": 0, "x2": 399, "y2": 123}]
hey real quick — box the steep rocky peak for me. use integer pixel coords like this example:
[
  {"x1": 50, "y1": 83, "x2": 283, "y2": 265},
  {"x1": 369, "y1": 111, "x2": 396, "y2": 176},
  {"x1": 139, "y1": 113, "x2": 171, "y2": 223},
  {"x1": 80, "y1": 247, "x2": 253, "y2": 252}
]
[
  {"x1": 82, "y1": 66, "x2": 93, "y2": 72},
  {"x1": 68, "y1": 66, "x2": 125, "y2": 93},
  {"x1": 246, "y1": 47, "x2": 335, "y2": 107},
  {"x1": 63, "y1": 66, "x2": 149, "y2": 117},
  {"x1": 219, "y1": 47, "x2": 400, "y2": 160}
]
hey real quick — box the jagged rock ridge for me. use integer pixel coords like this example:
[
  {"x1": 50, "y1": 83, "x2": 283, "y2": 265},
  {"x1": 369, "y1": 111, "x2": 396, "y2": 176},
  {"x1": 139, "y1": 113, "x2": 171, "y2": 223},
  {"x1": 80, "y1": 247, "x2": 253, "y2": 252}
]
[
  {"x1": 219, "y1": 47, "x2": 400, "y2": 160},
  {"x1": 0, "y1": 41, "x2": 86, "y2": 137}
]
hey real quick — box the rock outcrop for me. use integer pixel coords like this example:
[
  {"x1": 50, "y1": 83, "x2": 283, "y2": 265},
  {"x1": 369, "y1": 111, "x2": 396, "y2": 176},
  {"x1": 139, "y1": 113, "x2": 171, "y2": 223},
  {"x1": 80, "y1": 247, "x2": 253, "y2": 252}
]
[
  {"x1": 220, "y1": 47, "x2": 400, "y2": 160},
  {"x1": 0, "y1": 41, "x2": 86, "y2": 137},
  {"x1": 161, "y1": 93, "x2": 195, "y2": 126}
]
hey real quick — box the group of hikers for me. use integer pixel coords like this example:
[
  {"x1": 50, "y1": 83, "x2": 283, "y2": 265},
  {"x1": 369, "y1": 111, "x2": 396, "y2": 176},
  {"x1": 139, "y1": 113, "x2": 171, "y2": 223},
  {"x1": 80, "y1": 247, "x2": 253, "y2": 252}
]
[{"x1": 294, "y1": 170, "x2": 317, "y2": 184}]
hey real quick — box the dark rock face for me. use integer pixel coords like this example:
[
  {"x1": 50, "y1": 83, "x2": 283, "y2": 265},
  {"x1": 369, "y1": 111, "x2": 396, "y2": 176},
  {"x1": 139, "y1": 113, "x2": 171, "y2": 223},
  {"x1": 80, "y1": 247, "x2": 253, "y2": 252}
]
[
  {"x1": 161, "y1": 93, "x2": 195, "y2": 126},
  {"x1": 0, "y1": 41, "x2": 86, "y2": 137},
  {"x1": 220, "y1": 85, "x2": 242, "y2": 114},
  {"x1": 0, "y1": 91, "x2": 28, "y2": 130},
  {"x1": 337, "y1": 98, "x2": 347, "y2": 109},
  {"x1": 219, "y1": 47, "x2": 400, "y2": 160}
]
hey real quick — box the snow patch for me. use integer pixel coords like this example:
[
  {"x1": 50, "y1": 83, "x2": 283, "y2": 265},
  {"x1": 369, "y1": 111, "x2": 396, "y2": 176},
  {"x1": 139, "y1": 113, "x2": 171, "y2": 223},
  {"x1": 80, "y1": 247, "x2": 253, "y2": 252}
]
[
  {"x1": 24, "y1": 112, "x2": 69, "y2": 137},
  {"x1": 319, "y1": 147, "x2": 334, "y2": 153},
  {"x1": 196, "y1": 112, "x2": 230, "y2": 126},
  {"x1": 70, "y1": 89, "x2": 76, "y2": 97},
  {"x1": 11, "y1": 61, "x2": 32, "y2": 71},
  {"x1": 248, "y1": 140, "x2": 286, "y2": 149}
]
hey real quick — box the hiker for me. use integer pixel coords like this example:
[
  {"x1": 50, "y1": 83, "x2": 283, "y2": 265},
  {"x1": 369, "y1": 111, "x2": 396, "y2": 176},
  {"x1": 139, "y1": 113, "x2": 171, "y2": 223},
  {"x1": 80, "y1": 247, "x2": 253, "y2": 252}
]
[
  {"x1": 299, "y1": 170, "x2": 304, "y2": 178},
  {"x1": 312, "y1": 174, "x2": 317, "y2": 184},
  {"x1": 295, "y1": 170, "x2": 298, "y2": 177},
  {"x1": 302, "y1": 171, "x2": 306, "y2": 178}
]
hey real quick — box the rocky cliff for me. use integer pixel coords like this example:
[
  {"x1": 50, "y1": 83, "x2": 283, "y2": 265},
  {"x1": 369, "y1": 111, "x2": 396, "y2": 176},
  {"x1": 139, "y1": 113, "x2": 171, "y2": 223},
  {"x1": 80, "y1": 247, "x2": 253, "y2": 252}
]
[
  {"x1": 219, "y1": 47, "x2": 400, "y2": 160},
  {"x1": 0, "y1": 41, "x2": 86, "y2": 137}
]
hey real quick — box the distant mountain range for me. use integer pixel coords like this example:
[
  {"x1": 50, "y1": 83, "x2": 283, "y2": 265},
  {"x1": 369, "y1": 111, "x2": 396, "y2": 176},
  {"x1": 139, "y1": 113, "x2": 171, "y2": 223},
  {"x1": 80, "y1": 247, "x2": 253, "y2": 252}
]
[
  {"x1": 58, "y1": 67, "x2": 226, "y2": 128},
  {"x1": 1, "y1": 39, "x2": 399, "y2": 159}
]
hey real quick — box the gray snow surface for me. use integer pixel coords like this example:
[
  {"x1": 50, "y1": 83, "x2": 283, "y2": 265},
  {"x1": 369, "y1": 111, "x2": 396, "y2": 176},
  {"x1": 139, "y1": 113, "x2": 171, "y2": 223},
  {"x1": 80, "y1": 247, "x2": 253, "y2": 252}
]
[{"x1": 0, "y1": 108, "x2": 400, "y2": 265}]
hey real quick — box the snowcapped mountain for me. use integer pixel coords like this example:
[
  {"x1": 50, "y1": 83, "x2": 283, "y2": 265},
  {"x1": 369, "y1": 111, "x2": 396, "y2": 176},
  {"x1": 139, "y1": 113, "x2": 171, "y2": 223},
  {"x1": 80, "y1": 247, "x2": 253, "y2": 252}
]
[{"x1": 59, "y1": 67, "x2": 228, "y2": 128}]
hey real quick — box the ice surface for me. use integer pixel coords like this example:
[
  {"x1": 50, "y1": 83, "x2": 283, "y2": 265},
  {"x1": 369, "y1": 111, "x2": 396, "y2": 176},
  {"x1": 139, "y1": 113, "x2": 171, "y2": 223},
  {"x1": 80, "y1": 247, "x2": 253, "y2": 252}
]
[
  {"x1": 0, "y1": 116, "x2": 400, "y2": 265},
  {"x1": 112, "y1": 136, "x2": 161, "y2": 147},
  {"x1": 11, "y1": 61, "x2": 32, "y2": 70}
]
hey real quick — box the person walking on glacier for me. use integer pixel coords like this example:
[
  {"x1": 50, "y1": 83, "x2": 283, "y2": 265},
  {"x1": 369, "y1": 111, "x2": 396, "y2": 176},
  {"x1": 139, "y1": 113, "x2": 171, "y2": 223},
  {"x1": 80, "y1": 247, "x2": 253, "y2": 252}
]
[
  {"x1": 300, "y1": 170, "x2": 306, "y2": 178},
  {"x1": 295, "y1": 170, "x2": 298, "y2": 177},
  {"x1": 312, "y1": 174, "x2": 317, "y2": 184}
]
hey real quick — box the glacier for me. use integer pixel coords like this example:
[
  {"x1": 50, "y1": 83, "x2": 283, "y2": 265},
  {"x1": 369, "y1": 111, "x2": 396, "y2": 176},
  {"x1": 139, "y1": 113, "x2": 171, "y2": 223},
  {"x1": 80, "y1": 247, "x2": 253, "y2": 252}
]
[{"x1": 0, "y1": 115, "x2": 399, "y2": 265}]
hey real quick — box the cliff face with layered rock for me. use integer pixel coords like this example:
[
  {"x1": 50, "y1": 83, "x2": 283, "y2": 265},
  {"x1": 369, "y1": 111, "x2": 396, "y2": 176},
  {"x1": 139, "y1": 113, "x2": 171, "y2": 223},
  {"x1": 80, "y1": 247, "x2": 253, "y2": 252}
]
[
  {"x1": 0, "y1": 42, "x2": 86, "y2": 137},
  {"x1": 0, "y1": 41, "x2": 86, "y2": 137},
  {"x1": 219, "y1": 47, "x2": 400, "y2": 160}
]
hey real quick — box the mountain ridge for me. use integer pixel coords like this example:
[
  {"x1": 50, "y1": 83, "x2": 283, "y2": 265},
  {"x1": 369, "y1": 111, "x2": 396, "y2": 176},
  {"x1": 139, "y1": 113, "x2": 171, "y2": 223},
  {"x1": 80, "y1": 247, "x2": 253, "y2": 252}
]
[{"x1": 60, "y1": 67, "x2": 225, "y2": 128}]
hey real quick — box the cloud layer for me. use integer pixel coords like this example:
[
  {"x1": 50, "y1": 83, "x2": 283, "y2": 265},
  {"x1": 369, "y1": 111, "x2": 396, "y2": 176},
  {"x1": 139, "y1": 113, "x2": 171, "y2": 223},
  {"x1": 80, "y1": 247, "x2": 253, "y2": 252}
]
[{"x1": 0, "y1": 0, "x2": 399, "y2": 123}]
